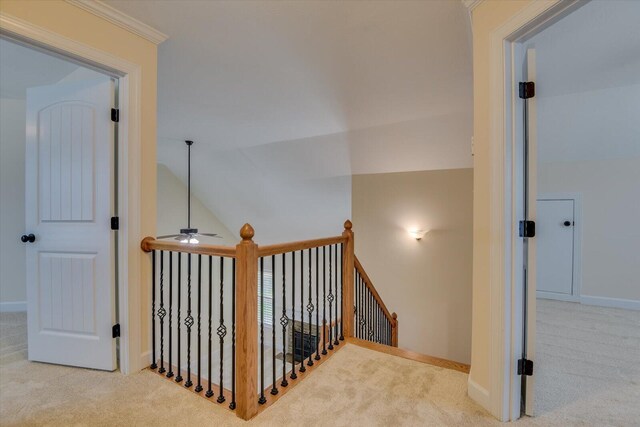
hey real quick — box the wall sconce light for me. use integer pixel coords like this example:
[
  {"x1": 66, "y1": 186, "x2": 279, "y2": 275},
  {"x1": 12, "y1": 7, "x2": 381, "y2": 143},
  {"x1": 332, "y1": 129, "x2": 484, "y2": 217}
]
[{"x1": 409, "y1": 229, "x2": 428, "y2": 241}]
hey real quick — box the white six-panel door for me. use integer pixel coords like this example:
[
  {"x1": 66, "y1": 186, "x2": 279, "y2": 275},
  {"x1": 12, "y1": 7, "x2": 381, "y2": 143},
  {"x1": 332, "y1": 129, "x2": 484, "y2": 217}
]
[{"x1": 25, "y1": 78, "x2": 117, "y2": 371}]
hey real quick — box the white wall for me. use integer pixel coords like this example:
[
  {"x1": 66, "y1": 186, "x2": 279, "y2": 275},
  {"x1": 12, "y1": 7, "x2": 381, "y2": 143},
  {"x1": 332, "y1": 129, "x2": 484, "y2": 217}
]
[
  {"x1": 157, "y1": 163, "x2": 236, "y2": 245},
  {"x1": 0, "y1": 98, "x2": 26, "y2": 305},
  {"x1": 534, "y1": 54, "x2": 640, "y2": 304},
  {"x1": 353, "y1": 168, "x2": 473, "y2": 364},
  {"x1": 538, "y1": 158, "x2": 640, "y2": 302}
]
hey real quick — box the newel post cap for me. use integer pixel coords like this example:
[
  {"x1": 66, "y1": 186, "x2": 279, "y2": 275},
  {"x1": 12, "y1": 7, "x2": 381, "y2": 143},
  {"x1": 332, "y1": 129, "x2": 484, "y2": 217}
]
[
  {"x1": 240, "y1": 223, "x2": 255, "y2": 241},
  {"x1": 344, "y1": 219, "x2": 353, "y2": 231},
  {"x1": 392, "y1": 312, "x2": 397, "y2": 320}
]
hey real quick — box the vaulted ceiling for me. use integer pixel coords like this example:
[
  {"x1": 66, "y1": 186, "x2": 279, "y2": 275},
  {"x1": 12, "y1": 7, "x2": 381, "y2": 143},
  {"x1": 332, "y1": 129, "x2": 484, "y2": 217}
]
[
  {"x1": 529, "y1": 0, "x2": 640, "y2": 164},
  {"x1": 104, "y1": 0, "x2": 473, "y2": 242}
]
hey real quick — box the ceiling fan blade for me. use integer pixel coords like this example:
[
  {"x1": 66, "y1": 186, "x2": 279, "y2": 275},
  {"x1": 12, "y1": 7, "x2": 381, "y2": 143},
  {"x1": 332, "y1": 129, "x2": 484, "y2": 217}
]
[
  {"x1": 198, "y1": 233, "x2": 222, "y2": 238},
  {"x1": 156, "y1": 234, "x2": 183, "y2": 239}
]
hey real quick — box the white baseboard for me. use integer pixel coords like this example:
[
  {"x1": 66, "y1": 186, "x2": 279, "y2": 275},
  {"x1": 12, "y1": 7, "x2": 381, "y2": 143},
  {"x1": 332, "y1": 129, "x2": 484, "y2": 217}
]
[
  {"x1": 536, "y1": 291, "x2": 579, "y2": 303},
  {"x1": 467, "y1": 376, "x2": 491, "y2": 412},
  {"x1": 0, "y1": 301, "x2": 27, "y2": 312},
  {"x1": 580, "y1": 295, "x2": 640, "y2": 311}
]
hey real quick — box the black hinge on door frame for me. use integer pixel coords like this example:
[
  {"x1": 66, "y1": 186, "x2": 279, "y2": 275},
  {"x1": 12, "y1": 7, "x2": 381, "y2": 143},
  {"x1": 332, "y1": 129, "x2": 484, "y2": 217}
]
[
  {"x1": 111, "y1": 216, "x2": 119, "y2": 230},
  {"x1": 517, "y1": 358, "x2": 533, "y2": 376},
  {"x1": 111, "y1": 108, "x2": 120, "y2": 122},
  {"x1": 112, "y1": 323, "x2": 121, "y2": 338},
  {"x1": 519, "y1": 82, "x2": 535, "y2": 99},
  {"x1": 519, "y1": 220, "x2": 535, "y2": 238}
]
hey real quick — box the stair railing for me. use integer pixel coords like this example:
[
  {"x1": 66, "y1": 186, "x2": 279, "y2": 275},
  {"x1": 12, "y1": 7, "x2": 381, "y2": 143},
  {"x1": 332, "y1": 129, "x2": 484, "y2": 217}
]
[
  {"x1": 354, "y1": 256, "x2": 398, "y2": 347},
  {"x1": 141, "y1": 220, "x2": 395, "y2": 420}
]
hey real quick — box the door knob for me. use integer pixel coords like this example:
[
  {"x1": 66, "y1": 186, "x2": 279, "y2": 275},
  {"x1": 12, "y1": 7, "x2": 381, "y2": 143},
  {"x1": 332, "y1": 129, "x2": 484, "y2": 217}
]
[
  {"x1": 563, "y1": 221, "x2": 572, "y2": 227},
  {"x1": 21, "y1": 234, "x2": 36, "y2": 243}
]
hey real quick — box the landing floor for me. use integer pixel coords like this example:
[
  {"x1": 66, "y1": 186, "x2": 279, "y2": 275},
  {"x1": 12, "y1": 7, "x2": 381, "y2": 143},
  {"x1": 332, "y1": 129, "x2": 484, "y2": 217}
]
[{"x1": 1, "y1": 308, "x2": 638, "y2": 426}]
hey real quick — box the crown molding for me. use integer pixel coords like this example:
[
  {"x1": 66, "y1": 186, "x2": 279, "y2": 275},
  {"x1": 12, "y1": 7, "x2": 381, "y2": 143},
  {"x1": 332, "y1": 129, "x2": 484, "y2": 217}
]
[
  {"x1": 66, "y1": 0, "x2": 168, "y2": 45},
  {"x1": 461, "y1": 0, "x2": 484, "y2": 12}
]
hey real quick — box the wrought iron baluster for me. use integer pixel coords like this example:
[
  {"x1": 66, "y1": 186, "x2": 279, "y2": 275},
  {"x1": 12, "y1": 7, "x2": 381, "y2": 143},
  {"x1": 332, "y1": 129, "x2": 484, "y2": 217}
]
[
  {"x1": 280, "y1": 253, "x2": 288, "y2": 387},
  {"x1": 299, "y1": 250, "x2": 306, "y2": 373},
  {"x1": 373, "y1": 301, "x2": 380, "y2": 343},
  {"x1": 333, "y1": 245, "x2": 339, "y2": 346},
  {"x1": 290, "y1": 251, "x2": 297, "y2": 379},
  {"x1": 151, "y1": 250, "x2": 157, "y2": 370},
  {"x1": 206, "y1": 256, "x2": 213, "y2": 398},
  {"x1": 355, "y1": 271, "x2": 359, "y2": 340},
  {"x1": 360, "y1": 276, "x2": 365, "y2": 339},
  {"x1": 167, "y1": 252, "x2": 174, "y2": 377},
  {"x1": 339, "y1": 243, "x2": 344, "y2": 341},
  {"x1": 195, "y1": 254, "x2": 203, "y2": 392},
  {"x1": 376, "y1": 303, "x2": 380, "y2": 344},
  {"x1": 369, "y1": 289, "x2": 374, "y2": 341},
  {"x1": 184, "y1": 253, "x2": 194, "y2": 388},
  {"x1": 159, "y1": 251, "x2": 166, "y2": 373},
  {"x1": 306, "y1": 248, "x2": 314, "y2": 366},
  {"x1": 328, "y1": 245, "x2": 334, "y2": 351},
  {"x1": 322, "y1": 246, "x2": 327, "y2": 355},
  {"x1": 315, "y1": 247, "x2": 320, "y2": 361},
  {"x1": 270, "y1": 255, "x2": 278, "y2": 395},
  {"x1": 259, "y1": 257, "x2": 266, "y2": 404},
  {"x1": 356, "y1": 273, "x2": 359, "y2": 340},
  {"x1": 176, "y1": 253, "x2": 183, "y2": 382},
  {"x1": 218, "y1": 257, "x2": 227, "y2": 403},
  {"x1": 230, "y1": 258, "x2": 236, "y2": 410},
  {"x1": 364, "y1": 284, "x2": 368, "y2": 340}
]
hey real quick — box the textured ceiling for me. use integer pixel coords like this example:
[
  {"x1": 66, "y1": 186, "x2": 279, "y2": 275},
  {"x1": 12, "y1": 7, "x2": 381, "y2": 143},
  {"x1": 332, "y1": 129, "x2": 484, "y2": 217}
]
[{"x1": 104, "y1": 0, "x2": 474, "y2": 242}]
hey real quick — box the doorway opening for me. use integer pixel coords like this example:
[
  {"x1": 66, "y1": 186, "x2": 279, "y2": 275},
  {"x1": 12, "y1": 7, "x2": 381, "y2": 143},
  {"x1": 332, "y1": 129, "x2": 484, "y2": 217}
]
[
  {"x1": 0, "y1": 36, "x2": 121, "y2": 371},
  {"x1": 510, "y1": 0, "x2": 640, "y2": 422}
]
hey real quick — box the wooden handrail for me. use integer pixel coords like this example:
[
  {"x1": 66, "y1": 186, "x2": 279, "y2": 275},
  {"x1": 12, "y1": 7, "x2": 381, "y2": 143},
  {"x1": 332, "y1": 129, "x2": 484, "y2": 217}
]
[
  {"x1": 140, "y1": 237, "x2": 237, "y2": 258},
  {"x1": 354, "y1": 256, "x2": 396, "y2": 326},
  {"x1": 257, "y1": 235, "x2": 347, "y2": 257}
]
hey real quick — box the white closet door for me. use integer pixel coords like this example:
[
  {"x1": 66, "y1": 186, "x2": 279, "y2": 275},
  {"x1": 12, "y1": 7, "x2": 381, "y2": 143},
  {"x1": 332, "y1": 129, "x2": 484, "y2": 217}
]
[
  {"x1": 537, "y1": 199, "x2": 574, "y2": 295},
  {"x1": 25, "y1": 78, "x2": 117, "y2": 371}
]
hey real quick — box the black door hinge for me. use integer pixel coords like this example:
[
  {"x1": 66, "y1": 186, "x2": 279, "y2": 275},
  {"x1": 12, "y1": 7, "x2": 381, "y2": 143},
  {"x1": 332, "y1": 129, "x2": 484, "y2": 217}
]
[
  {"x1": 112, "y1": 323, "x2": 121, "y2": 338},
  {"x1": 519, "y1": 220, "x2": 535, "y2": 238},
  {"x1": 111, "y1": 216, "x2": 119, "y2": 230},
  {"x1": 111, "y1": 108, "x2": 120, "y2": 122},
  {"x1": 518, "y1": 358, "x2": 533, "y2": 376},
  {"x1": 519, "y1": 82, "x2": 535, "y2": 99}
]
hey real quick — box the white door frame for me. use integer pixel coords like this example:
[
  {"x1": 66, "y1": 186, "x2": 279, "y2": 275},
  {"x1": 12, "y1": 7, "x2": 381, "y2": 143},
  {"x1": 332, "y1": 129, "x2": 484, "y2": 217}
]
[
  {"x1": 0, "y1": 12, "x2": 142, "y2": 374},
  {"x1": 482, "y1": 0, "x2": 589, "y2": 420},
  {"x1": 536, "y1": 193, "x2": 583, "y2": 303}
]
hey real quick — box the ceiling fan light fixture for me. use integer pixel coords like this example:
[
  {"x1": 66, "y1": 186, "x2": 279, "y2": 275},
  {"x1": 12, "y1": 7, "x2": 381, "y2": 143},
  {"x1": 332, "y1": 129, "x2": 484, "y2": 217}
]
[
  {"x1": 180, "y1": 237, "x2": 199, "y2": 244},
  {"x1": 156, "y1": 140, "x2": 221, "y2": 244}
]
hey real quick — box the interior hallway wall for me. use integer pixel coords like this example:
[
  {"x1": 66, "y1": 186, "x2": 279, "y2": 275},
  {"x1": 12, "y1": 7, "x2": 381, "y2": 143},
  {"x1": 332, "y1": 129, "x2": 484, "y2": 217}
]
[
  {"x1": 352, "y1": 168, "x2": 473, "y2": 364},
  {"x1": 0, "y1": 98, "x2": 26, "y2": 307},
  {"x1": 538, "y1": 157, "x2": 640, "y2": 303}
]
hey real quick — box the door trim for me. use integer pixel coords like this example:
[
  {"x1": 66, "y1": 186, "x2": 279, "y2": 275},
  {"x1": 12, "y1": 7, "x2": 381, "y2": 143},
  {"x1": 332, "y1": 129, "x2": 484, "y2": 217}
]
[
  {"x1": 536, "y1": 193, "x2": 583, "y2": 303},
  {"x1": 480, "y1": 0, "x2": 588, "y2": 421},
  {"x1": 0, "y1": 12, "x2": 142, "y2": 374}
]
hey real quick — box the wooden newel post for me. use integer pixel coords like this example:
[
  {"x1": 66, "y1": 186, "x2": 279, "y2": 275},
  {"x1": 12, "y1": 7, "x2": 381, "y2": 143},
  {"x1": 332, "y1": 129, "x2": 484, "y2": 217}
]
[
  {"x1": 391, "y1": 312, "x2": 398, "y2": 347},
  {"x1": 342, "y1": 220, "x2": 355, "y2": 338},
  {"x1": 235, "y1": 224, "x2": 258, "y2": 420}
]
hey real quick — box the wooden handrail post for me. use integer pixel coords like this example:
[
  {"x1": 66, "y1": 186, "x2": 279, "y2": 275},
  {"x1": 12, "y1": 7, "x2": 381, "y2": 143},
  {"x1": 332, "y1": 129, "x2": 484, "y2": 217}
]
[
  {"x1": 391, "y1": 312, "x2": 398, "y2": 347},
  {"x1": 235, "y1": 224, "x2": 258, "y2": 420},
  {"x1": 342, "y1": 220, "x2": 354, "y2": 338}
]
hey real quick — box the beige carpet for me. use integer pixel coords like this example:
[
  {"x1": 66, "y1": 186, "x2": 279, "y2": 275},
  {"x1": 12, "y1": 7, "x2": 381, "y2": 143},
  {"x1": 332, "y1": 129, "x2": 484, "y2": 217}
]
[
  {"x1": 1, "y1": 307, "x2": 638, "y2": 426},
  {"x1": 533, "y1": 299, "x2": 640, "y2": 426}
]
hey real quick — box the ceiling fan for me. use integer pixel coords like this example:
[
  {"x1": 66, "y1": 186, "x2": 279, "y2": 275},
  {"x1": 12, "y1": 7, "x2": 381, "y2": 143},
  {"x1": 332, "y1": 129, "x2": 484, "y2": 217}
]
[{"x1": 157, "y1": 140, "x2": 222, "y2": 244}]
